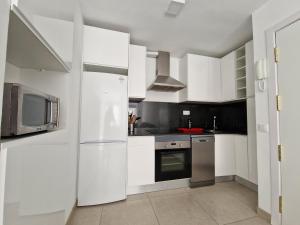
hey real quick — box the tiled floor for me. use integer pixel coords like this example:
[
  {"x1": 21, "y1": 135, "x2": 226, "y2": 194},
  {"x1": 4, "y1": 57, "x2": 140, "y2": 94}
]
[{"x1": 68, "y1": 182, "x2": 270, "y2": 225}]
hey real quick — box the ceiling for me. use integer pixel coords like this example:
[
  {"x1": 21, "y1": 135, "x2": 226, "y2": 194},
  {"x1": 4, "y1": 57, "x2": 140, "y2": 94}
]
[{"x1": 20, "y1": 0, "x2": 269, "y2": 57}]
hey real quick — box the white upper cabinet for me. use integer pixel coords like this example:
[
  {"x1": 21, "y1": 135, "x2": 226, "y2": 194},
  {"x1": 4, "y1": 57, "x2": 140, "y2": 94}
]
[
  {"x1": 245, "y1": 41, "x2": 255, "y2": 97},
  {"x1": 179, "y1": 54, "x2": 221, "y2": 102},
  {"x1": 128, "y1": 45, "x2": 146, "y2": 100},
  {"x1": 221, "y1": 51, "x2": 236, "y2": 101},
  {"x1": 83, "y1": 25, "x2": 129, "y2": 70}
]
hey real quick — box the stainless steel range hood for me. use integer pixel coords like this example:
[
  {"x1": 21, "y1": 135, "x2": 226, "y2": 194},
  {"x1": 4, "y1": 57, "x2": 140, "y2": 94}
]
[{"x1": 148, "y1": 51, "x2": 185, "y2": 92}]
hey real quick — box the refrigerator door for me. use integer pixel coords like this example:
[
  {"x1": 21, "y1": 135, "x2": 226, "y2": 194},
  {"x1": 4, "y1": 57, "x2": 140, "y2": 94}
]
[
  {"x1": 78, "y1": 142, "x2": 127, "y2": 206},
  {"x1": 80, "y1": 72, "x2": 128, "y2": 143}
]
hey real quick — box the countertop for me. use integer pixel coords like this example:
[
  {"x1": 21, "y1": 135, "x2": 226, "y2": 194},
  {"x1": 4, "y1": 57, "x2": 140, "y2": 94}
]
[{"x1": 128, "y1": 128, "x2": 247, "y2": 137}]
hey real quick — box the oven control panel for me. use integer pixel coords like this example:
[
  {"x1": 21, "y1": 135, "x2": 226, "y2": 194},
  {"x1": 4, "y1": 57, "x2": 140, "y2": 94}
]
[{"x1": 155, "y1": 141, "x2": 191, "y2": 150}]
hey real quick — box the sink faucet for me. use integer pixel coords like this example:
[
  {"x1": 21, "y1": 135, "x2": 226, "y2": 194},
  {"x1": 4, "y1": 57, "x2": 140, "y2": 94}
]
[
  {"x1": 213, "y1": 116, "x2": 217, "y2": 131},
  {"x1": 188, "y1": 118, "x2": 192, "y2": 129}
]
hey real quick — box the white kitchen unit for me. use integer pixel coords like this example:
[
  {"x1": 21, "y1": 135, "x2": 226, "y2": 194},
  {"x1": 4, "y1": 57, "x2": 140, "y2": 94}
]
[
  {"x1": 245, "y1": 41, "x2": 255, "y2": 97},
  {"x1": 127, "y1": 136, "x2": 155, "y2": 186},
  {"x1": 179, "y1": 54, "x2": 221, "y2": 102},
  {"x1": 247, "y1": 97, "x2": 258, "y2": 184},
  {"x1": 78, "y1": 72, "x2": 128, "y2": 206},
  {"x1": 215, "y1": 134, "x2": 236, "y2": 177},
  {"x1": 83, "y1": 25, "x2": 129, "y2": 71},
  {"x1": 221, "y1": 51, "x2": 236, "y2": 101},
  {"x1": 128, "y1": 45, "x2": 147, "y2": 100},
  {"x1": 234, "y1": 135, "x2": 249, "y2": 180}
]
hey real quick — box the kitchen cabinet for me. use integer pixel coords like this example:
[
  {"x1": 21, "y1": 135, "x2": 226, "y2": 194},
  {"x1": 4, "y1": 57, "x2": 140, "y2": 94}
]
[
  {"x1": 215, "y1": 135, "x2": 236, "y2": 177},
  {"x1": 246, "y1": 41, "x2": 255, "y2": 97},
  {"x1": 128, "y1": 45, "x2": 147, "y2": 100},
  {"x1": 127, "y1": 136, "x2": 155, "y2": 186},
  {"x1": 179, "y1": 54, "x2": 221, "y2": 102},
  {"x1": 221, "y1": 51, "x2": 236, "y2": 101},
  {"x1": 83, "y1": 25, "x2": 129, "y2": 70},
  {"x1": 234, "y1": 135, "x2": 249, "y2": 180},
  {"x1": 247, "y1": 97, "x2": 258, "y2": 184}
]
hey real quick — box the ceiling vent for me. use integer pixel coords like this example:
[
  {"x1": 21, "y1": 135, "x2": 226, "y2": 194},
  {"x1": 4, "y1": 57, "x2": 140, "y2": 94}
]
[{"x1": 166, "y1": 0, "x2": 186, "y2": 17}]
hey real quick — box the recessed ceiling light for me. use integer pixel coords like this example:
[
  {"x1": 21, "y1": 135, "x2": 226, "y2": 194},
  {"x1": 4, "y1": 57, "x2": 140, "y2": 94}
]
[{"x1": 166, "y1": 0, "x2": 186, "y2": 17}]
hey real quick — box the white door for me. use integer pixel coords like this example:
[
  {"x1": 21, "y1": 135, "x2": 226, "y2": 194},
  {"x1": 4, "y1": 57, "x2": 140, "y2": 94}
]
[
  {"x1": 78, "y1": 142, "x2": 127, "y2": 206},
  {"x1": 221, "y1": 52, "x2": 236, "y2": 101},
  {"x1": 234, "y1": 135, "x2": 249, "y2": 180},
  {"x1": 276, "y1": 19, "x2": 300, "y2": 225},
  {"x1": 80, "y1": 72, "x2": 128, "y2": 143}
]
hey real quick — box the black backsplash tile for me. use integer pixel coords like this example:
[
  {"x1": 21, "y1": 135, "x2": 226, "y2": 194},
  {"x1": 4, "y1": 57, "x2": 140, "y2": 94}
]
[{"x1": 130, "y1": 101, "x2": 247, "y2": 134}]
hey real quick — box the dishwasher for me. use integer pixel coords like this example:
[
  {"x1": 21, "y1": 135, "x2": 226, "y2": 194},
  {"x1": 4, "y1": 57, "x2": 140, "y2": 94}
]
[{"x1": 190, "y1": 135, "x2": 215, "y2": 187}]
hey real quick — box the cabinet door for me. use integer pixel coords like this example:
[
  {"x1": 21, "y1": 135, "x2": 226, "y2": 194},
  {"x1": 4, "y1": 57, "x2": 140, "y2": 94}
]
[
  {"x1": 246, "y1": 41, "x2": 255, "y2": 97},
  {"x1": 235, "y1": 135, "x2": 249, "y2": 180},
  {"x1": 208, "y1": 58, "x2": 221, "y2": 102},
  {"x1": 221, "y1": 52, "x2": 236, "y2": 101},
  {"x1": 187, "y1": 54, "x2": 209, "y2": 101},
  {"x1": 215, "y1": 135, "x2": 236, "y2": 176},
  {"x1": 83, "y1": 25, "x2": 129, "y2": 69},
  {"x1": 127, "y1": 137, "x2": 155, "y2": 186},
  {"x1": 128, "y1": 45, "x2": 146, "y2": 99},
  {"x1": 247, "y1": 97, "x2": 258, "y2": 184}
]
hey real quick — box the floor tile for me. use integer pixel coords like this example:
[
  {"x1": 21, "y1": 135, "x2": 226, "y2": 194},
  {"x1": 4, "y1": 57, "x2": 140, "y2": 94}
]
[
  {"x1": 146, "y1": 187, "x2": 189, "y2": 198},
  {"x1": 192, "y1": 188, "x2": 257, "y2": 225},
  {"x1": 150, "y1": 193, "x2": 218, "y2": 225},
  {"x1": 68, "y1": 205, "x2": 102, "y2": 225},
  {"x1": 226, "y1": 217, "x2": 270, "y2": 225},
  {"x1": 100, "y1": 199, "x2": 159, "y2": 225}
]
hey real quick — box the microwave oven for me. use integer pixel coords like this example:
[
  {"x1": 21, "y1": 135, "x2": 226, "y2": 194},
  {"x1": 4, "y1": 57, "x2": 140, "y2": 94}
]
[{"x1": 1, "y1": 83, "x2": 60, "y2": 137}]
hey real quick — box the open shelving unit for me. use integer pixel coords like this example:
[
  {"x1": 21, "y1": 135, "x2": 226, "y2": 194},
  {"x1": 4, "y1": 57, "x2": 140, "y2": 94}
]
[
  {"x1": 235, "y1": 45, "x2": 247, "y2": 99},
  {"x1": 6, "y1": 5, "x2": 71, "y2": 72}
]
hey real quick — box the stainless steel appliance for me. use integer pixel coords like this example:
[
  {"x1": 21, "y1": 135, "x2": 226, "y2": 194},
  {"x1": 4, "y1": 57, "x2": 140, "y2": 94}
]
[
  {"x1": 1, "y1": 83, "x2": 59, "y2": 137},
  {"x1": 155, "y1": 135, "x2": 191, "y2": 182},
  {"x1": 190, "y1": 135, "x2": 215, "y2": 187}
]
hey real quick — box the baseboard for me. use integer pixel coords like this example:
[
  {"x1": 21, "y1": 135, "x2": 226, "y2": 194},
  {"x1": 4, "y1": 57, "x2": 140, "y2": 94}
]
[
  {"x1": 215, "y1": 175, "x2": 235, "y2": 183},
  {"x1": 66, "y1": 200, "x2": 77, "y2": 225},
  {"x1": 257, "y1": 207, "x2": 271, "y2": 223},
  {"x1": 235, "y1": 176, "x2": 258, "y2": 192},
  {"x1": 127, "y1": 178, "x2": 190, "y2": 195}
]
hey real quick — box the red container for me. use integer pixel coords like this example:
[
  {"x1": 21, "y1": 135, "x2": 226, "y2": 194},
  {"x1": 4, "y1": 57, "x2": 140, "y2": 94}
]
[{"x1": 177, "y1": 128, "x2": 204, "y2": 134}]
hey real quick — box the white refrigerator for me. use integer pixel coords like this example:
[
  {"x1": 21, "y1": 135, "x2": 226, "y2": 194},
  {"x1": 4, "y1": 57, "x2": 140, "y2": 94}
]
[{"x1": 78, "y1": 72, "x2": 128, "y2": 206}]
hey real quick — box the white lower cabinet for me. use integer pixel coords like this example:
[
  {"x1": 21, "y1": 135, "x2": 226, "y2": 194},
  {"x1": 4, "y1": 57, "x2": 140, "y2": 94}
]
[
  {"x1": 215, "y1": 135, "x2": 236, "y2": 177},
  {"x1": 127, "y1": 136, "x2": 155, "y2": 186},
  {"x1": 234, "y1": 135, "x2": 249, "y2": 180}
]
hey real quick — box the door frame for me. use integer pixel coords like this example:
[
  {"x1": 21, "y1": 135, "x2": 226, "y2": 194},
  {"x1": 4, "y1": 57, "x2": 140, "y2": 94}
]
[{"x1": 266, "y1": 11, "x2": 300, "y2": 225}]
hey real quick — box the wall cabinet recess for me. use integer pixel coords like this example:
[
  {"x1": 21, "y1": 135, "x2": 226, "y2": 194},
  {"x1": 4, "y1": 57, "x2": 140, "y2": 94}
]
[
  {"x1": 221, "y1": 51, "x2": 236, "y2": 101},
  {"x1": 179, "y1": 54, "x2": 221, "y2": 102},
  {"x1": 6, "y1": 5, "x2": 71, "y2": 72},
  {"x1": 127, "y1": 136, "x2": 155, "y2": 186},
  {"x1": 83, "y1": 25, "x2": 129, "y2": 73},
  {"x1": 128, "y1": 45, "x2": 147, "y2": 100}
]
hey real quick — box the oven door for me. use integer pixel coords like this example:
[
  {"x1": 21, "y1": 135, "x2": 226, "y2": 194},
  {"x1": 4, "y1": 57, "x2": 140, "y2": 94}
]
[{"x1": 155, "y1": 148, "x2": 191, "y2": 182}]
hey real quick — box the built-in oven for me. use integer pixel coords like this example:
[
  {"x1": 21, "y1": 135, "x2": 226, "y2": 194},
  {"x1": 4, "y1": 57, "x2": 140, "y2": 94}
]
[{"x1": 155, "y1": 135, "x2": 191, "y2": 182}]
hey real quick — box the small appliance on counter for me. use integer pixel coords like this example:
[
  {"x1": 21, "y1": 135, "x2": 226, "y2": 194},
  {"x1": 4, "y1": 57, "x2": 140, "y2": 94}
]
[{"x1": 1, "y1": 83, "x2": 60, "y2": 137}]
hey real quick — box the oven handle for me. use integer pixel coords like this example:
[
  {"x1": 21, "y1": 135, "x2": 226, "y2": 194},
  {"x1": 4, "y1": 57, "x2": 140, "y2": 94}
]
[{"x1": 50, "y1": 99, "x2": 60, "y2": 127}]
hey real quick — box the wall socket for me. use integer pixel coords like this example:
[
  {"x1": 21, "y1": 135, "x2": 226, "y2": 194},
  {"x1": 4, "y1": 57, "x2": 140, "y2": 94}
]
[{"x1": 183, "y1": 110, "x2": 190, "y2": 116}]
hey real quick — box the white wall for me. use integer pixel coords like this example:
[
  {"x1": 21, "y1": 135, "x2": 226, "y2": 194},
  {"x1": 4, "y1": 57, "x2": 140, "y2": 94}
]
[
  {"x1": 145, "y1": 57, "x2": 180, "y2": 103},
  {"x1": 252, "y1": 0, "x2": 300, "y2": 214}
]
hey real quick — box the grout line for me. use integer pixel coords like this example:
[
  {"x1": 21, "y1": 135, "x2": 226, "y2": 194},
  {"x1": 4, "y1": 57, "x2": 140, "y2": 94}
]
[
  {"x1": 191, "y1": 193, "x2": 221, "y2": 225},
  {"x1": 98, "y1": 206, "x2": 103, "y2": 225},
  {"x1": 146, "y1": 193, "x2": 161, "y2": 225},
  {"x1": 223, "y1": 215, "x2": 258, "y2": 225}
]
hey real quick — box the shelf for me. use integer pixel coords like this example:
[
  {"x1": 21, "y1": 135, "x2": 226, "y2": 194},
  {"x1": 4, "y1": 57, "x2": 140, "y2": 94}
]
[
  {"x1": 236, "y1": 76, "x2": 246, "y2": 81},
  {"x1": 83, "y1": 63, "x2": 128, "y2": 75},
  {"x1": 236, "y1": 55, "x2": 246, "y2": 61},
  {"x1": 237, "y1": 87, "x2": 246, "y2": 90},
  {"x1": 236, "y1": 66, "x2": 246, "y2": 71},
  {"x1": 6, "y1": 5, "x2": 71, "y2": 72}
]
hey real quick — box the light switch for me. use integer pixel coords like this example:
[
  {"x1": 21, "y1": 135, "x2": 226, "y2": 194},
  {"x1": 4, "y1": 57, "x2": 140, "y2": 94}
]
[{"x1": 183, "y1": 110, "x2": 190, "y2": 116}]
